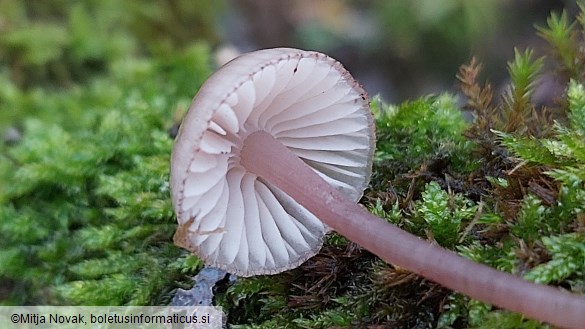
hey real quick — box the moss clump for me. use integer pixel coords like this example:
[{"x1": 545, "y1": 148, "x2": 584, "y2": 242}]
[
  {"x1": 0, "y1": 44, "x2": 212, "y2": 305},
  {"x1": 372, "y1": 94, "x2": 474, "y2": 176}
]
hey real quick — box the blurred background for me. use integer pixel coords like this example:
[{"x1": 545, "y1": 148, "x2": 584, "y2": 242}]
[{"x1": 0, "y1": 0, "x2": 579, "y2": 118}]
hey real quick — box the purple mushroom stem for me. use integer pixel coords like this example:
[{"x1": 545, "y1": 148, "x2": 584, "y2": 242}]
[{"x1": 240, "y1": 129, "x2": 585, "y2": 329}]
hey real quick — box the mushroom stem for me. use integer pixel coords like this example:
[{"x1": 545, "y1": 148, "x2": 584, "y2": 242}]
[{"x1": 240, "y1": 130, "x2": 585, "y2": 329}]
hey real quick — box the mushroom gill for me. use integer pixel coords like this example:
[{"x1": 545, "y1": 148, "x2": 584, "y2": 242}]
[{"x1": 171, "y1": 48, "x2": 375, "y2": 276}]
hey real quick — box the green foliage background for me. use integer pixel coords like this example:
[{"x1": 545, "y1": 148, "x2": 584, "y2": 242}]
[{"x1": 1, "y1": 1, "x2": 584, "y2": 329}]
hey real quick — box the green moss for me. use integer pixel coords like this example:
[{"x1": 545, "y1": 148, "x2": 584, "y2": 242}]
[
  {"x1": 415, "y1": 181, "x2": 477, "y2": 248},
  {"x1": 372, "y1": 94, "x2": 471, "y2": 168},
  {"x1": 537, "y1": 9, "x2": 582, "y2": 80},
  {"x1": 0, "y1": 43, "x2": 212, "y2": 305},
  {"x1": 524, "y1": 234, "x2": 585, "y2": 285}
]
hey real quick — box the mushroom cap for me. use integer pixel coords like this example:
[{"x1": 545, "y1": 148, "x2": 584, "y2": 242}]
[{"x1": 171, "y1": 48, "x2": 375, "y2": 276}]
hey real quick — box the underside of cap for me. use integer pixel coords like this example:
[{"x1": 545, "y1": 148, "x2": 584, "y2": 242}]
[{"x1": 171, "y1": 48, "x2": 375, "y2": 276}]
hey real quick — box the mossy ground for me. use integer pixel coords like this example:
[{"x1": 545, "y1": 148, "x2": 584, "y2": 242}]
[{"x1": 1, "y1": 2, "x2": 584, "y2": 329}]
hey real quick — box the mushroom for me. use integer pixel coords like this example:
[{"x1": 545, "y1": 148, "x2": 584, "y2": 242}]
[
  {"x1": 171, "y1": 48, "x2": 585, "y2": 328},
  {"x1": 171, "y1": 48, "x2": 374, "y2": 276}
]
